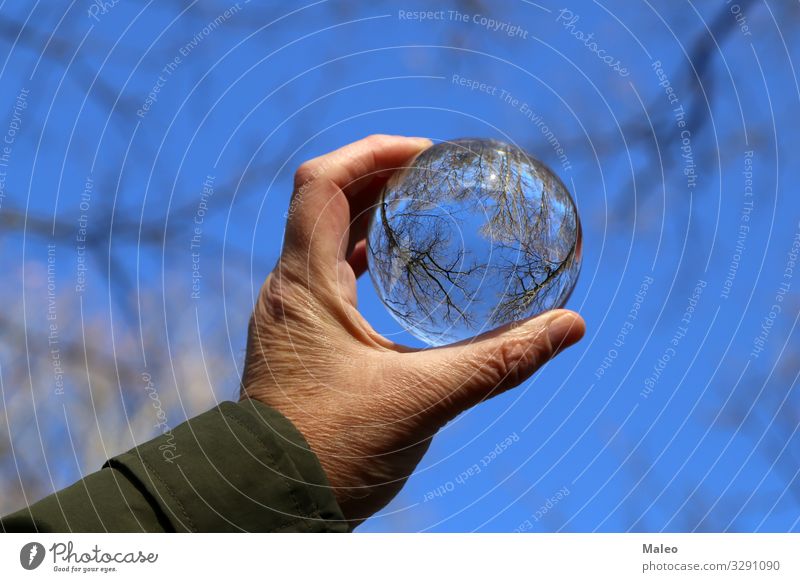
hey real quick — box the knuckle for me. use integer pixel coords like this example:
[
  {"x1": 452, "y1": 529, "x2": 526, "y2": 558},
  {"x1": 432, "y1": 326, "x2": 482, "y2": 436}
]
[
  {"x1": 485, "y1": 338, "x2": 546, "y2": 389},
  {"x1": 293, "y1": 160, "x2": 320, "y2": 190},
  {"x1": 492, "y1": 341, "x2": 527, "y2": 385}
]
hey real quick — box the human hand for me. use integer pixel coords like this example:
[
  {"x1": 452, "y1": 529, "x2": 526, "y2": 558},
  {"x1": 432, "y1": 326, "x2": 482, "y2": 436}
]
[{"x1": 240, "y1": 135, "x2": 585, "y2": 527}]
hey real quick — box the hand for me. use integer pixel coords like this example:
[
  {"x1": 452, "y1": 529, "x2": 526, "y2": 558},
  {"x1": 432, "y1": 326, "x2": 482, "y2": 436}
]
[{"x1": 240, "y1": 135, "x2": 585, "y2": 527}]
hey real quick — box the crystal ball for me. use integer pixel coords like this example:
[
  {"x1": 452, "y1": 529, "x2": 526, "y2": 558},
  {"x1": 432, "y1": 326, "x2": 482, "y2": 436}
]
[{"x1": 366, "y1": 138, "x2": 582, "y2": 346}]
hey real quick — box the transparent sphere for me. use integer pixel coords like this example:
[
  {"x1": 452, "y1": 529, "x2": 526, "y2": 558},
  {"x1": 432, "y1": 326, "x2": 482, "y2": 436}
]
[{"x1": 366, "y1": 138, "x2": 582, "y2": 346}]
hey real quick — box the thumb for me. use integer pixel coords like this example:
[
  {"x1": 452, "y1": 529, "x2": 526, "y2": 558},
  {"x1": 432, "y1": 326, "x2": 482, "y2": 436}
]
[{"x1": 411, "y1": 310, "x2": 585, "y2": 421}]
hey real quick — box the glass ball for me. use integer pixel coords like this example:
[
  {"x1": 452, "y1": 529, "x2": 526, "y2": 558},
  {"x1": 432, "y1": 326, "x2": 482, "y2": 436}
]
[{"x1": 366, "y1": 138, "x2": 582, "y2": 346}]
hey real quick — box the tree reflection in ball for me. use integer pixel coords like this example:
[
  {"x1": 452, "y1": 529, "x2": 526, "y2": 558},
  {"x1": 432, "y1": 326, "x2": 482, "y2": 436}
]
[{"x1": 366, "y1": 138, "x2": 582, "y2": 346}]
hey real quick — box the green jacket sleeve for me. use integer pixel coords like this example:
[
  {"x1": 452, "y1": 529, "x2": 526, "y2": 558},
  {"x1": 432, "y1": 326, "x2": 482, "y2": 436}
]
[{"x1": 1, "y1": 399, "x2": 348, "y2": 533}]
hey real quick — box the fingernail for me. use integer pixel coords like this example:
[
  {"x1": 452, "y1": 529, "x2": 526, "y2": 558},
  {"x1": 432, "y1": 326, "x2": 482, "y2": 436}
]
[
  {"x1": 410, "y1": 137, "x2": 434, "y2": 148},
  {"x1": 547, "y1": 314, "x2": 584, "y2": 352}
]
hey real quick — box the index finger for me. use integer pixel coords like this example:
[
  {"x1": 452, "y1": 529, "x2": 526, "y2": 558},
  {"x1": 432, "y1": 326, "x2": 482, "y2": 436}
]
[{"x1": 282, "y1": 134, "x2": 432, "y2": 272}]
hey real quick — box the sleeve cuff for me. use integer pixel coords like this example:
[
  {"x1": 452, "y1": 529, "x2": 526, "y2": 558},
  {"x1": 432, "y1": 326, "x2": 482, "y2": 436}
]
[{"x1": 104, "y1": 400, "x2": 348, "y2": 532}]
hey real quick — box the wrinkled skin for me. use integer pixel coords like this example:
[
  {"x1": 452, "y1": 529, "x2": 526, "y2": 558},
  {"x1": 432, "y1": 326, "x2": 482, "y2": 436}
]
[{"x1": 240, "y1": 135, "x2": 585, "y2": 528}]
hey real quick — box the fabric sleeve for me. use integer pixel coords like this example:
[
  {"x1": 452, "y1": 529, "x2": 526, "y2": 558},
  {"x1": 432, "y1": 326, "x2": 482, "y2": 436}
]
[{"x1": 1, "y1": 399, "x2": 348, "y2": 533}]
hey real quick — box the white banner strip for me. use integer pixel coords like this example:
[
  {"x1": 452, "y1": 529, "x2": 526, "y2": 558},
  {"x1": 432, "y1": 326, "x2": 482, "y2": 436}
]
[{"x1": 1, "y1": 533, "x2": 797, "y2": 581}]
